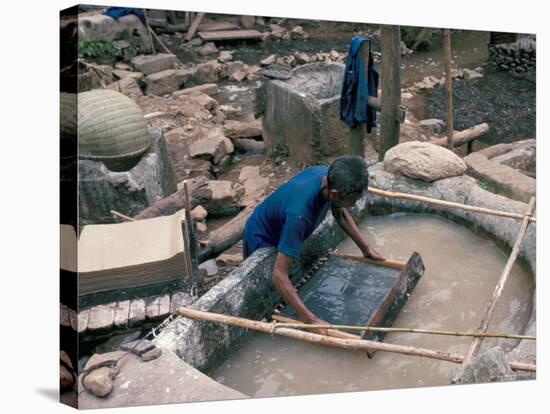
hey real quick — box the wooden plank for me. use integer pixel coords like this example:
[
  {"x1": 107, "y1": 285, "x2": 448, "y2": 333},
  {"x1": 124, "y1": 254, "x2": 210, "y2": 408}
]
[
  {"x1": 463, "y1": 197, "x2": 536, "y2": 363},
  {"x1": 184, "y1": 12, "x2": 205, "y2": 41},
  {"x1": 362, "y1": 252, "x2": 424, "y2": 357},
  {"x1": 378, "y1": 25, "x2": 402, "y2": 161},
  {"x1": 430, "y1": 123, "x2": 489, "y2": 147},
  {"x1": 198, "y1": 22, "x2": 239, "y2": 32},
  {"x1": 197, "y1": 29, "x2": 263, "y2": 42}
]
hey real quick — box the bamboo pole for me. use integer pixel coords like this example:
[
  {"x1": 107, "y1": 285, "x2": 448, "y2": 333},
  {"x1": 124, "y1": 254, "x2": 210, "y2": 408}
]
[
  {"x1": 142, "y1": 9, "x2": 156, "y2": 54},
  {"x1": 463, "y1": 196, "x2": 536, "y2": 363},
  {"x1": 329, "y1": 252, "x2": 405, "y2": 269},
  {"x1": 443, "y1": 29, "x2": 453, "y2": 150},
  {"x1": 271, "y1": 314, "x2": 535, "y2": 341},
  {"x1": 177, "y1": 307, "x2": 535, "y2": 371},
  {"x1": 185, "y1": 12, "x2": 205, "y2": 41},
  {"x1": 367, "y1": 187, "x2": 536, "y2": 223},
  {"x1": 272, "y1": 314, "x2": 362, "y2": 340},
  {"x1": 110, "y1": 210, "x2": 137, "y2": 222}
]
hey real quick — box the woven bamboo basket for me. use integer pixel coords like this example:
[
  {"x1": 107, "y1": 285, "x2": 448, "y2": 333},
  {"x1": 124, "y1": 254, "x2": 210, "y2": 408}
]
[
  {"x1": 60, "y1": 92, "x2": 77, "y2": 159},
  {"x1": 77, "y1": 90, "x2": 150, "y2": 170}
]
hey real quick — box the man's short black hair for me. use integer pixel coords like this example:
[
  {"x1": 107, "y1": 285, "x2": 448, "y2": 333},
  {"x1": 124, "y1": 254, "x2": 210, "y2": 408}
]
[{"x1": 327, "y1": 155, "x2": 369, "y2": 198}]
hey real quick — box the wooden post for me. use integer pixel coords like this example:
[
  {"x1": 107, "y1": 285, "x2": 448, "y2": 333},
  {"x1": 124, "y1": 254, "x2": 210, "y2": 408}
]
[
  {"x1": 183, "y1": 181, "x2": 200, "y2": 294},
  {"x1": 463, "y1": 197, "x2": 536, "y2": 363},
  {"x1": 185, "y1": 12, "x2": 205, "y2": 41},
  {"x1": 142, "y1": 9, "x2": 156, "y2": 54},
  {"x1": 348, "y1": 41, "x2": 371, "y2": 157},
  {"x1": 378, "y1": 25, "x2": 402, "y2": 161},
  {"x1": 443, "y1": 29, "x2": 454, "y2": 150}
]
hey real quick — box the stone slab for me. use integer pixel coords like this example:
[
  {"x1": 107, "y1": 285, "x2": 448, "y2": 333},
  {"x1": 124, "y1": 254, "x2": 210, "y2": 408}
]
[{"x1": 78, "y1": 350, "x2": 246, "y2": 408}]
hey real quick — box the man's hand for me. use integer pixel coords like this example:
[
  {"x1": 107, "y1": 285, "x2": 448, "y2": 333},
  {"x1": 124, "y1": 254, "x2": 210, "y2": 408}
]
[{"x1": 362, "y1": 246, "x2": 385, "y2": 261}]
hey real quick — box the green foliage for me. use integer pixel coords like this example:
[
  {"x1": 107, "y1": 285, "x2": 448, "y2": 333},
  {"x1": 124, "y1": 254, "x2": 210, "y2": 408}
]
[
  {"x1": 78, "y1": 38, "x2": 120, "y2": 60},
  {"x1": 272, "y1": 142, "x2": 290, "y2": 158}
]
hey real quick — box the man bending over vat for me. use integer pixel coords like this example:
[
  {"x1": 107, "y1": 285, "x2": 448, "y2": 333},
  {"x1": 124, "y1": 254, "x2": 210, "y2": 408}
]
[{"x1": 243, "y1": 155, "x2": 384, "y2": 333}]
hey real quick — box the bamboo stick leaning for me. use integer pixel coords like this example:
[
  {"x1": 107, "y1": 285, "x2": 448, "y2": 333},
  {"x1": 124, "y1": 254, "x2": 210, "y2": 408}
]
[
  {"x1": 463, "y1": 196, "x2": 536, "y2": 363},
  {"x1": 368, "y1": 187, "x2": 536, "y2": 223}
]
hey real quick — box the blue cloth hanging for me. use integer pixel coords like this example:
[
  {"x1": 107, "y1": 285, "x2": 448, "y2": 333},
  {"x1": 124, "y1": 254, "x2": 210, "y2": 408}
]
[
  {"x1": 340, "y1": 36, "x2": 379, "y2": 132},
  {"x1": 103, "y1": 7, "x2": 146, "y2": 26}
]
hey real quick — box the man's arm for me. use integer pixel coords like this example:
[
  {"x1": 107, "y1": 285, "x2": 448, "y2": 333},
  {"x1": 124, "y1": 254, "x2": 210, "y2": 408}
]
[
  {"x1": 331, "y1": 205, "x2": 385, "y2": 260},
  {"x1": 272, "y1": 252, "x2": 327, "y2": 334}
]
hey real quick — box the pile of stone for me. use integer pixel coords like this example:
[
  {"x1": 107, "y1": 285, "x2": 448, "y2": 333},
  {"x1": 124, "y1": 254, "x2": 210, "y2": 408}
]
[
  {"x1": 260, "y1": 49, "x2": 346, "y2": 69},
  {"x1": 411, "y1": 67, "x2": 484, "y2": 90},
  {"x1": 488, "y1": 37, "x2": 536, "y2": 74},
  {"x1": 267, "y1": 24, "x2": 309, "y2": 41}
]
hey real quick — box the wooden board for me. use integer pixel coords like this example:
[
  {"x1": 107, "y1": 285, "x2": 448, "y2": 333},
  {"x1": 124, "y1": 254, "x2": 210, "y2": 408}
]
[
  {"x1": 197, "y1": 22, "x2": 239, "y2": 32},
  {"x1": 198, "y1": 29, "x2": 263, "y2": 42},
  {"x1": 280, "y1": 253, "x2": 424, "y2": 357}
]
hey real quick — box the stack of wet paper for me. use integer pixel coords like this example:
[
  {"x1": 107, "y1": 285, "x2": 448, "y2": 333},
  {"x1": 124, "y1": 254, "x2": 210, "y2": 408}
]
[{"x1": 60, "y1": 209, "x2": 188, "y2": 295}]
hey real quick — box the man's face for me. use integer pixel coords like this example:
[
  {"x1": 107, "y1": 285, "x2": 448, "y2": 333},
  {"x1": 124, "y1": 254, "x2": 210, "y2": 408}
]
[{"x1": 330, "y1": 190, "x2": 362, "y2": 208}]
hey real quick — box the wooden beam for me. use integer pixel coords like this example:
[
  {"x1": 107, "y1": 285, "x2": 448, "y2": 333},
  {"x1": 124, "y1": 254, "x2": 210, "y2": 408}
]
[
  {"x1": 184, "y1": 12, "x2": 205, "y2": 41},
  {"x1": 328, "y1": 252, "x2": 405, "y2": 269},
  {"x1": 429, "y1": 123, "x2": 489, "y2": 147},
  {"x1": 197, "y1": 29, "x2": 263, "y2": 42},
  {"x1": 443, "y1": 29, "x2": 454, "y2": 150},
  {"x1": 379, "y1": 25, "x2": 402, "y2": 161},
  {"x1": 463, "y1": 196, "x2": 536, "y2": 363}
]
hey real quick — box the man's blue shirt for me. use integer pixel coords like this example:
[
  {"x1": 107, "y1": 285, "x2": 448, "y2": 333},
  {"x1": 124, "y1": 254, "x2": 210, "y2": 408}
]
[{"x1": 243, "y1": 166, "x2": 330, "y2": 258}]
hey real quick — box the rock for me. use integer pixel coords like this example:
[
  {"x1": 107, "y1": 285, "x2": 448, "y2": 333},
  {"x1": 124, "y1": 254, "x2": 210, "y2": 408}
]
[
  {"x1": 197, "y1": 42, "x2": 218, "y2": 56},
  {"x1": 187, "y1": 61, "x2": 220, "y2": 85},
  {"x1": 401, "y1": 91, "x2": 413, "y2": 100},
  {"x1": 191, "y1": 205, "x2": 208, "y2": 221},
  {"x1": 106, "y1": 77, "x2": 143, "y2": 98},
  {"x1": 113, "y1": 300, "x2": 130, "y2": 329},
  {"x1": 82, "y1": 354, "x2": 118, "y2": 398},
  {"x1": 261, "y1": 65, "x2": 292, "y2": 80},
  {"x1": 87, "y1": 304, "x2": 115, "y2": 333},
  {"x1": 383, "y1": 141, "x2": 467, "y2": 182},
  {"x1": 128, "y1": 298, "x2": 146, "y2": 327},
  {"x1": 186, "y1": 92, "x2": 219, "y2": 112},
  {"x1": 170, "y1": 292, "x2": 194, "y2": 313},
  {"x1": 77, "y1": 127, "x2": 177, "y2": 223},
  {"x1": 203, "y1": 180, "x2": 243, "y2": 215},
  {"x1": 491, "y1": 140, "x2": 535, "y2": 172},
  {"x1": 221, "y1": 61, "x2": 246, "y2": 79},
  {"x1": 294, "y1": 52, "x2": 311, "y2": 65},
  {"x1": 234, "y1": 138, "x2": 265, "y2": 154},
  {"x1": 196, "y1": 221, "x2": 208, "y2": 233},
  {"x1": 464, "y1": 152, "x2": 535, "y2": 203},
  {"x1": 140, "y1": 347, "x2": 163, "y2": 362},
  {"x1": 173, "y1": 83, "x2": 219, "y2": 97},
  {"x1": 260, "y1": 54, "x2": 277, "y2": 66},
  {"x1": 419, "y1": 118, "x2": 446, "y2": 134},
  {"x1": 229, "y1": 70, "x2": 248, "y2": 82},
  {"x1": 450, "y1": 347, "x2": 516, "y2": 384},
  {"x1": 115, "y1": 62, "x2": 131, "y2": 70},
  {"x1": 223, "y1": 119, "x2": 263, "y2": 139},
  {"x1": 290, "y1": 25, "x2": 308, "y2": 40},
  {"x1": 121, "y1": 339, "x2": 155, "y2": 356},
  {"x1": 463, "y1": 68, "x2": 483, "y2": 80},
  {"x1": 219, "y1": 104, "x2": 244, "y2": 121},
  {"x1": 329, "y1": 50, "x2": 339, "y2": 60},
  {"x1": 131, "y1": 54, "x2": 176, "y2": 75},
  {"x1": 218, "y1": 51, "x2": 234, "y2": 63},
  {"x1": 215, "y1": 253, "x2": 243, "y2": 266},
  {"x1": 112, "y1": 69, "x2": 144, "y2": 81},
  {"x1": 189, "y1": 129, "x2": 234, "y2": 164},
  {"x1": 199, "y1": 259, "x2": 218, "y2": 276},
  {"x1": 269, "y1": 24, "x2": 286, "y2": 40},
  {"x1": 145, "y1": 69, "x2": 183, "y2": 96},
  {"x1": 60, "y1": 351, "x2": 75, "y2": 391},
  {"x1": 238, "y1": 166, "x2": 269, "y2": 207},
  {"x1": 240, "y1": 15, "x2": 256, "y2": 29}
]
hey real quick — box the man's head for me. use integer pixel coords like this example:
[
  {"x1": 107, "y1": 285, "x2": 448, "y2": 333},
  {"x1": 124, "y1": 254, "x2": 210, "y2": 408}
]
[{"x1": 326, "y1": 155, "x2": 369, "y2": 208}]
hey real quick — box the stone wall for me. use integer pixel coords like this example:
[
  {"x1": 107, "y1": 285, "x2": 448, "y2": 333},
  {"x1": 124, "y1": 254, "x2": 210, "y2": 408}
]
[
  {"x1": 79, "y1": 127, "x2": 177, "y2": 224},
  {"x1": 488, "y1": 36, "x2": 536, "y2": 74}
]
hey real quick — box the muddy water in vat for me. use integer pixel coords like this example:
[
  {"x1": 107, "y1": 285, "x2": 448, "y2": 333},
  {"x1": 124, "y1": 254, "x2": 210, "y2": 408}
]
[{"x1": 211, "y1": 214, "x2": 533, "y2": 396}]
